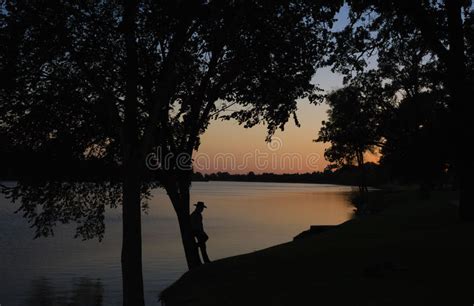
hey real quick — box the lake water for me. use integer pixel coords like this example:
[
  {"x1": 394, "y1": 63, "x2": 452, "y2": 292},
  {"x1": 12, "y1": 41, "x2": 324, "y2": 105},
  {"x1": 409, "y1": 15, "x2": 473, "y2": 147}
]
[{"x1": 0, "y1": 181, "x2": 355, "y2": 305}]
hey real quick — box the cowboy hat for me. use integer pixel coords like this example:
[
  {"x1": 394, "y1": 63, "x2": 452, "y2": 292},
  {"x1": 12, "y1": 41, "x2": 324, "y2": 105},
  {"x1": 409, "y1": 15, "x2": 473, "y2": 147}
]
[{"x1": 194, "y1": 201, "x2": 207, "y2": 208}]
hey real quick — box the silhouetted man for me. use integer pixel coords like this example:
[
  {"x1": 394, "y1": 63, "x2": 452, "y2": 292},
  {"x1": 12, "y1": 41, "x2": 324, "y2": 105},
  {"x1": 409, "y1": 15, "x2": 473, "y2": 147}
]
[{"x1": 190, "y1": 201, "x2": 211, "y2": 263}]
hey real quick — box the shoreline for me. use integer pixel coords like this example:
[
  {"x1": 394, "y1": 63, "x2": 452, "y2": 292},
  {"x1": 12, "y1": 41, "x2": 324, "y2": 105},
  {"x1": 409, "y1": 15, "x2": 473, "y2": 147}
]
[{"x1": 160, "y1": 190, "x2": 473, "y2": 306}]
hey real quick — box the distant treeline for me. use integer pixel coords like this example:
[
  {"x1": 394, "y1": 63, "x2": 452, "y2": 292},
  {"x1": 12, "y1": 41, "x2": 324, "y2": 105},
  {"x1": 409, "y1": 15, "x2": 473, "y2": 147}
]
[
  {"x1": 0, "y1": 133, "x2": 118, "y2": 181},
  {"x1": 192, "y1": 163, "x2": 390, "y2": 187},
  {"x1": 0, "y1": 142, "x2": 383, "y2": 186},
  {"x1": 1, "y1": 132, "x2": 450, "y2": 188},
  {"x1": 0, "y1": 151, "x2": 120, "y2": 182}
]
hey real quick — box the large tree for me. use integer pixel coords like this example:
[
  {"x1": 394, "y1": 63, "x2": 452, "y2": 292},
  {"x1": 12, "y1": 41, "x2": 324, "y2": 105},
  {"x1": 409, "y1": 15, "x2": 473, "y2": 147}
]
[
  {"x1": 316, "y1": 76, "x2": 388, "y2": 209},
  {"x1": 320, "y1": 13, "x2": 455, "y2": 196},
  {"x1": 0, "y1": 0, "x2": 342, "y2": 304},
  {"x1": 331, "y1": 0, "x2": 473, "y2": 219}
]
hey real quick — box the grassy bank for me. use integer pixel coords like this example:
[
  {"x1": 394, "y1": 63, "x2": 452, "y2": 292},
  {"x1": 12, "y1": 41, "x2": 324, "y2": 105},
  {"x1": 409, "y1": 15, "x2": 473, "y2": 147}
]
[{"x1": 160, "y1": 191, "x2": 474, "y2": 306}]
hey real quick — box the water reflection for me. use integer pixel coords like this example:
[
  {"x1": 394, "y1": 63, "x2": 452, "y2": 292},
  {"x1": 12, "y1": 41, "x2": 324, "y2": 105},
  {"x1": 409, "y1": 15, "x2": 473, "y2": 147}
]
[
  {"x1": 23, "y1": 277, "x2": 103, "y2": 306},
  {"x1": 1, "y1": 182, "x2": 354, "y2": 305}
]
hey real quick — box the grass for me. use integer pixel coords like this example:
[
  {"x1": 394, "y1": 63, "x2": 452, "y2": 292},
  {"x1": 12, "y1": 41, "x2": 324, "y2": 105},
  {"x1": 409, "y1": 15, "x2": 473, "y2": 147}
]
[{"x1": 160, "y1": 191, "x2": 474, "y2": 306}]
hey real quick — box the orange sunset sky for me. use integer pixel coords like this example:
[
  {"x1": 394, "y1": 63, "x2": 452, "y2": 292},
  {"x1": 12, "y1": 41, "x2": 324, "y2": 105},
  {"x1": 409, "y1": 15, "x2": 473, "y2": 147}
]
[
  {"x1": 195, "y1": 67, "x2": 377, "y2": 174},
  {"x1": 195, "y1": 7, "x2": 380, "y2": 174}
]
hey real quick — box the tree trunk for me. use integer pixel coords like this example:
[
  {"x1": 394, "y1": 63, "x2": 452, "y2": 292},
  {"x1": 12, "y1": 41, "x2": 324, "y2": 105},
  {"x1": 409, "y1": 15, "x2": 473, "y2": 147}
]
[
  {"x1": 356, "y1": 151, "x2": 368, "y2": 211},
  {"x1": 121, "y1": 160, "x2": 145, "y2": 306},
  {"x1": 446, "y1": 0, "x2": 474, "y2": 221},
  {"x1": 121, "y1": 0, "x2": 145, "y2": 303},
  {"x1": 166, "y1": 182, "x2": 202, "y2": 269},
  {"x1": 176, "y1": 201, "x2": 203, "y2": 269}
]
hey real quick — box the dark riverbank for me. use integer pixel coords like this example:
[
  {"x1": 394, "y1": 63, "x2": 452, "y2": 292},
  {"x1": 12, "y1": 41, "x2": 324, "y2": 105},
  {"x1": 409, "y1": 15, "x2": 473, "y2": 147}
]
[{"x1": 161, "y1": 191, "x2": 474, "y2": 306}]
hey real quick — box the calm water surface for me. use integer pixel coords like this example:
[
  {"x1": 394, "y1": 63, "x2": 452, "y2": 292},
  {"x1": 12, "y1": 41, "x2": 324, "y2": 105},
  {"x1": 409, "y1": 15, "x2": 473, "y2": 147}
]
[{"x1": 0, "y1": 181, "x2": 355, "y2": 305}]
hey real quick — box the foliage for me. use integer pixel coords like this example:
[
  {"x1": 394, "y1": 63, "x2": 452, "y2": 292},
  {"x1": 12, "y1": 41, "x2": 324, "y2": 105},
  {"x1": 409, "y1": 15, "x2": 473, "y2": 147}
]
[
  {"x1": 320, "y1": 0, "x2": 470, "y2": 186},
  {"x1": 317, "y1": 83, "x2": 383, "y2": 167},
  {"x1": 0, "y1": 182, "x2": 122, "y2": 240},
  {"x1": 0, "y1": 1, "x2": 342, "y2": 239}
]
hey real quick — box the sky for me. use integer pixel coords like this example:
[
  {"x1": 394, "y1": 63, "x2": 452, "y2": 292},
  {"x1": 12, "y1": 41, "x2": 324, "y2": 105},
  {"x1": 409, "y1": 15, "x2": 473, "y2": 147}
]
[
  {"x1": 196, "y1": 7, "x2": 355, "y2": 174},
  {"x1": 196, "y1": 68, "x2": 346, "y2": 174}
]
